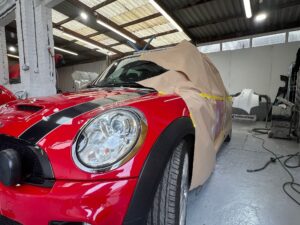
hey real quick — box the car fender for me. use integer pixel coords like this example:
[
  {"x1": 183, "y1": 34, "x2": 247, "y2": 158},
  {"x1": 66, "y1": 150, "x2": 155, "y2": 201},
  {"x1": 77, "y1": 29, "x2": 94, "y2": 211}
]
[{"x1": 123, "y1": 117, "x2": 195, "y2": 225}]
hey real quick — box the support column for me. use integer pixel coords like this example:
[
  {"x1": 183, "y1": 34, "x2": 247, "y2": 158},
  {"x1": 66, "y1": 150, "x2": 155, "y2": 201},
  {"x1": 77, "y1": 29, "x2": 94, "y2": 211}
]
[
  {"x1": 0, "y1": 26, "x2": 9, "y2": 85},
  {"x1": 15, "y1": 0, "x2": 57, "y2": 97}
]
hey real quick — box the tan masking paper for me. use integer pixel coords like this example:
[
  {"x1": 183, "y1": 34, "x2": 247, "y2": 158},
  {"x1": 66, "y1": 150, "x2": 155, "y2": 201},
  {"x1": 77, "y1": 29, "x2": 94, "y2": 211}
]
[{"x1": 138, "y1": 41, "x2": 231, "y2": 189}]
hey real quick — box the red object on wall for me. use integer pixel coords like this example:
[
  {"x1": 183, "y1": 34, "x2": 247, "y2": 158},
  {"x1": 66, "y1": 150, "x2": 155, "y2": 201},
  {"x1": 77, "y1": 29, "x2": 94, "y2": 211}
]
[
  {"x1": 9, "y1": 64, "x2": 20, "y2": 84},
  {"x1": 0, "y1": 85, "x2": 16, "y2": 105}
]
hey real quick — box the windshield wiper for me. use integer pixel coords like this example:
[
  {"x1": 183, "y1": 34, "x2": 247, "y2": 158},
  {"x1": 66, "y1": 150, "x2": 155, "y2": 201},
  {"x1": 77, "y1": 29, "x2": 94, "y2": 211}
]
[{"x1": 94, "y1": 82, "x2": 153, "y2": 89}]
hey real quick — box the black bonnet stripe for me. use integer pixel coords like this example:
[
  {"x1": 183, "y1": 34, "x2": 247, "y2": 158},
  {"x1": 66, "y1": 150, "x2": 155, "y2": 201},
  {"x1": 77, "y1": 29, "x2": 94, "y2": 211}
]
[{"x1": 19, "y1": 93, "x2": 143, "y2": 144}]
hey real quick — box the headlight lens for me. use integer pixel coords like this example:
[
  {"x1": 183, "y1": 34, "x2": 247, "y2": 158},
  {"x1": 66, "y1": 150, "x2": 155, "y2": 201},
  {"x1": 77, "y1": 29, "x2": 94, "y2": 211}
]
[{"x1": 73, "y1": 108, "x2": 146, "y2": 172}]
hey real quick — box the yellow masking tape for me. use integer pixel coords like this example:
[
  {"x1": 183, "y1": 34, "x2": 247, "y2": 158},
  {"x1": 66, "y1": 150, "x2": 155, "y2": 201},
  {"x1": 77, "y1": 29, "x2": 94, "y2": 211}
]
[
  {"x1": 158, "y1": 91, "x2": 166, "y2": 95},
  {"x1": 190, "y1": 113, "x2": 196, "y2": 128},
  {"x1": 199, "y1": 93, "x2": 232, "y2": 102}
]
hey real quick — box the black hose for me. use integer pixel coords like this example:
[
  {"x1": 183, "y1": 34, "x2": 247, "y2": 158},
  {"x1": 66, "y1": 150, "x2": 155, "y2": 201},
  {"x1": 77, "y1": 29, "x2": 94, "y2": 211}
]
[{"x1": 249, "y1": 129, "x2": 300, "y2": 205}]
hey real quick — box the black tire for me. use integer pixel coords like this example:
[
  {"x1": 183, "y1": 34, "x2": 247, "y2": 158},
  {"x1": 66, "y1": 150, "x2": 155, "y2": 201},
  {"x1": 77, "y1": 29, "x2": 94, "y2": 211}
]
[
  {"x1": 224, "y1": 130, "x2": 232, "y2": 142},
  {"x1": 147, "y1": 140, "x2": 189, "y2": 225}
]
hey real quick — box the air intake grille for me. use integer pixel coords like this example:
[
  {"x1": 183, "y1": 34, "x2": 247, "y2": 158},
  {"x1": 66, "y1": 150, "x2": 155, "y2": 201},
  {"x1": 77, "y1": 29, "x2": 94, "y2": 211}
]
[
  {"x1": 0, "y1": 135, "x2": 54, "y2": 187},
  {"x1": 16, "y1": 104, "x2": 43, "y2": 112},
  {"x1": 0, "y1": 215, "x2": 22, "y2": 225}
]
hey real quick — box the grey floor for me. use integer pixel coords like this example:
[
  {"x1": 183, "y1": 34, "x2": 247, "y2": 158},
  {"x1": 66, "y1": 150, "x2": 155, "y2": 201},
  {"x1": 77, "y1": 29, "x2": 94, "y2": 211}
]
[{"x1": 187, "y1": 121, "x2": 300, "y2": 225}]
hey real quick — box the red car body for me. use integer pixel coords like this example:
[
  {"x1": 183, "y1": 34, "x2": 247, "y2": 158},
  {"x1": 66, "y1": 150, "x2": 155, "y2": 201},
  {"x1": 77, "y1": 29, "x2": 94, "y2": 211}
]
[
  {"x1": 0, "y1": 85, "x2": 16, "y2": 106},
  {"x1": 0, "y1": 88, "x2": 192, "y2": 225}
]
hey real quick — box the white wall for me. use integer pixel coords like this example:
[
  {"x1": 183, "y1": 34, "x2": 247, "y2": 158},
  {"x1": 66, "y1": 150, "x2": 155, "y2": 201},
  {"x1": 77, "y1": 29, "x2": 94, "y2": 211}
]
[
  {"x1": 57, "y1": 60, "x2": 107, "y2": 92},
  {"x1": 207, "y1": 42, "x2": 300, "y2": 101}
]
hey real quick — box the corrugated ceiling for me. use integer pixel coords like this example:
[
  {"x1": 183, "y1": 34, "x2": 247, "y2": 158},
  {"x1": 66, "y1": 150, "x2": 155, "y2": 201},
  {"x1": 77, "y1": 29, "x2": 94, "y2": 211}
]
[
  {"x1": 62, "y1": 20, "x2": 98, "y2": 36},
  {"x1": 48, "y1": 0, "x2": 300, "y2": 64},
  {"x1": 97, "y1": 2, "x2": 157, "y2": 25},
  {"x1": 112, "y1": 44, "x2": 134, "y2": 53},
  {"x1": 90, "y1": 34, "x2": 119, "y2": 45},
  {"x1": 52, "y1": 9, "x2": 68, "y2": 23},
  {"x1": 146, "y1": 32, "x2": 190, "y2": 47},
  {"x1": 78, "y1": 0, "x2": 106, "y2": 8},
  {"x1": 53, "y1": 28, "x2": 74, "y2": 41}
]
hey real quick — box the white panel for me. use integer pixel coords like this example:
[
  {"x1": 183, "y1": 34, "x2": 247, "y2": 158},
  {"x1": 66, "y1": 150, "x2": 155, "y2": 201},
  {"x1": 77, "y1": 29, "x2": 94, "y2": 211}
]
[
  {"x1": 222, "y1": 39, "x2": 250, "y2": 51},
  {"x1": 207, "y1": 42, "x2": 300, "y2": 101},
  {"x1": 288, "y1": 30, "x2": 300, "y2": 42},
  {"x1": 198, "y1": 43, "x2": 220, "y2": 53},
  {"x1": 252, "y1": 33, "x2": 286, "y2": 47},
  {"x1": 230, "y1": 47, "x2": 272, "y2": 95}
]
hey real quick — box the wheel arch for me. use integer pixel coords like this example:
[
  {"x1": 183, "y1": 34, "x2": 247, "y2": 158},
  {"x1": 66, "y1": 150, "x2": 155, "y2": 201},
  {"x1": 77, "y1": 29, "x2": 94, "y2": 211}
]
[
  {"x1": 123, "y1": 117, "x2": 195, "y2": 225},
  {"x1": 182, "y1": 134, "x2": 195, "y2": 188}
]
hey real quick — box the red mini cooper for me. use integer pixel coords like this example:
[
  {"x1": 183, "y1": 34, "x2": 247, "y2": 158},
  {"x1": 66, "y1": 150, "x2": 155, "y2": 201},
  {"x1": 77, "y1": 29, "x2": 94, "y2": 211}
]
[{"x1": 0, "y1": 43, "x2": 232, "y2": 225}]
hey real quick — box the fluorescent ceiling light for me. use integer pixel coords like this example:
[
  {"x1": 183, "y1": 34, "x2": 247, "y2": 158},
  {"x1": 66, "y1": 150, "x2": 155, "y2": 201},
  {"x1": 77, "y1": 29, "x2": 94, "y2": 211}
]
[
  {"x1": 8, "y1": 46, "x2": 16, "y2": 52},
  {"x1": 54, "y1": 46, "x2": 78, "y2": 56},
  {"x1": 96, "y1": 20, "x2": 136, "y2": 43},
  {"x1": 149, "y1": 0, "x2": 183, "y2": 32},
  {"x1": 7, "y1": 54, "x2": 19, "y2": 59},
  {"x1": 96, "y1": 49, "x2": 115, "y2": 56},
  {"x1": 63, "y1": 32, "x2": 109, "y2": 54},
  {"x1": 80, "y1": 12, "x2": 88, "y2": 20},
  {"x1": 243, "y1": 0, "x2": 252, "y2": 18},
  {"x1": 255, "y1": 13, "x2": 267, "y2": 22}
]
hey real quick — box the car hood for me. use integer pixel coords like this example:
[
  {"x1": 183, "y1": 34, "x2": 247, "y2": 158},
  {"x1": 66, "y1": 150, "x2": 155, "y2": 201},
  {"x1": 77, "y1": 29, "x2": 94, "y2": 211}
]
[{"x1": 0, "y1": 88, "x2": 155, "y2": 140}]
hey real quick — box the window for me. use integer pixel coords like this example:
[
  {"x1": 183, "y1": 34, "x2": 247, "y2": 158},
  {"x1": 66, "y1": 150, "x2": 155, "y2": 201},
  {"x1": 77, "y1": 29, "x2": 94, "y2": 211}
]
[
  {"x1": 93, "y1": 58, "x2": 167, "y2": 87},
  {"x1": 252, "y1": 33, "x2": 286, "y2": 47},
  {"x1": 288, "y1": 30, "x2": 300, "y2": 42},
  {"x1": 198, "y1": 43, "x2": 220, "y2": 53},
  {"x1": 222, "y1": 39, "x2": 250, "y2": 51}
]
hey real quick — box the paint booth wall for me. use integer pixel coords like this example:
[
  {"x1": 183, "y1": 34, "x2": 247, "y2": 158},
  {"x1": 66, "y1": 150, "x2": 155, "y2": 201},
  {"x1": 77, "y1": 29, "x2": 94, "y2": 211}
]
[
  {"x1": 207, "y1": 42, "x2": 300, "y2": 101},
  {"x1": 57, "y1": 60, "x2": 107, "y2": 92}
]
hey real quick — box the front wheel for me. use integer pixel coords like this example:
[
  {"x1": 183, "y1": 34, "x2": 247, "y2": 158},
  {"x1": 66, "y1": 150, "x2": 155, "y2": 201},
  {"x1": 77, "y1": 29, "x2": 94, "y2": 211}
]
[
  {"x1": 147, "y1": 140, "x2": 190, "y2": 225},
  {"x1": 224, "y1": 129, "x2": 232, "y2": 142}
]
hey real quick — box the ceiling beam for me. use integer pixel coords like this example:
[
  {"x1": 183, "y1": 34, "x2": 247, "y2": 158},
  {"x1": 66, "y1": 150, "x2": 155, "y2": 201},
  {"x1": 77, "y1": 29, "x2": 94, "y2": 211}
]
[
  {"x1": 5, "y1": 24, "x2": 102, "y2": 60},
  {"x1": 55, "y1": 0, "x2": 117, "y2": 27},
  {"x1": 120, "y1": 13, "x2": 161, "y2": 28},
  {"x1": 154, "y1": 0, "x2": 195, "y2": 43},
  {"x1": 56, "y1": 17, "x2": 73, "y2": 26},
  {"x1": 66, "y1": 0, "x2": 153, "y2": 49},
  {"x1": 91, "y1": 0, "x2": 117, "y2": 10},
  {"x1": 141, "y1": 29, "x2": 178, "y2": 40},
  {"x1": 53, "y1": 23, "x2": 123, "y2": 55},
  {"x1": 58, "y1": 13, "x2": 162, "y2": 40},
  {"x1": 107, "y1": 29, "x2": 178, "y2": 48},
  {"x1": 84, "y1": 13, "x2": 161, "y2": 39}
]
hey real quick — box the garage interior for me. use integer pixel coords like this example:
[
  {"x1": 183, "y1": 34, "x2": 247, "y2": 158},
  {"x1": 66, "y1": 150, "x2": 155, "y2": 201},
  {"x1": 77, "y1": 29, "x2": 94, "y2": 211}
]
[{"x1": 0, "y1": 0, "x2": 300, "y2": 225}]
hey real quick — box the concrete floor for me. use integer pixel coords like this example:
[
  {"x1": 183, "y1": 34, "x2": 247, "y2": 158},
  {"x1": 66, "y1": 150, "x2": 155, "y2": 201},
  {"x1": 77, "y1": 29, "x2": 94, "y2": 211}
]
[{"x1": 187, "y1": 121, "x2": 300, "y2": 225}]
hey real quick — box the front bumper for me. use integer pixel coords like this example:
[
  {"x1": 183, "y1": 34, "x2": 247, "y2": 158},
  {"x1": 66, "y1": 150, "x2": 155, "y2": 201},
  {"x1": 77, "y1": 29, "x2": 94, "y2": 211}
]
[{"x1": 0, "y1": 179, "x2": 137, "y2": 225}]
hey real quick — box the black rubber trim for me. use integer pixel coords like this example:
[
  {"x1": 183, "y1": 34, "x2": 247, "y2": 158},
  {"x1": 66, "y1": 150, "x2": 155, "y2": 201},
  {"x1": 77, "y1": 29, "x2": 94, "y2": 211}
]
[
  {"x1": 123, "y1": 117, "x2": 195, "y2": 225},
  {"x1": 19, "y1": 92, "x2": 145, "y2": 144},
  {"x1": 0, "y1": 134, "x2": 55, "y2": 187}
]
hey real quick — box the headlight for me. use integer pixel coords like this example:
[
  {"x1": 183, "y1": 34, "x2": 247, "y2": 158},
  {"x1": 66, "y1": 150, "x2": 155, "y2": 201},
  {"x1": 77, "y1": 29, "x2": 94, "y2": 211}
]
[{"x1": 72, "y1": 108, "x2": 147, "y2": 173}]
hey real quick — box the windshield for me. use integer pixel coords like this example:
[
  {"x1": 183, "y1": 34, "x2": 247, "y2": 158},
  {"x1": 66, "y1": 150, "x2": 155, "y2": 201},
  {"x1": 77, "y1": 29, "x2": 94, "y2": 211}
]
[{"x1": 92, "y1": 56, "x2": 167, "y2": 88}]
